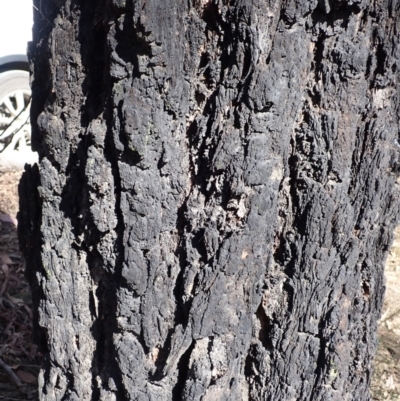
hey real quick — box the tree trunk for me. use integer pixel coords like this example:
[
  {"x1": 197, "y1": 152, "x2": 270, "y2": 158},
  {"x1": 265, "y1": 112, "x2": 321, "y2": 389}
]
[{"x1": 18, "y1": 0, "x2": 400, "y2": 400}]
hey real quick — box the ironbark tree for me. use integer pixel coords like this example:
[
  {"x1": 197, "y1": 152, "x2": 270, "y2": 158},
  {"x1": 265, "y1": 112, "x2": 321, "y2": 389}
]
[{"x1": 18, "y1": 0, "x2": 400, "y2": 400}]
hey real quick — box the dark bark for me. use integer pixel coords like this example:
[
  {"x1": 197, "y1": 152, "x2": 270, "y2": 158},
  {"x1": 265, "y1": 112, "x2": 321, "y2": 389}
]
[{"x1": 18, "y1": 0, "x2": 400, "y2": 400}]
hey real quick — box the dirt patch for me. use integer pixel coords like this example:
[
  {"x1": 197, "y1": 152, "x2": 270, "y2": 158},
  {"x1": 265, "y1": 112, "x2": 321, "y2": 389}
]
[
  {"x1": 0, "y1": 168, "x2": 40, "y2": 400},
  {"x1": 372, "y1": 226, "x2": 400, "y2": 400},
  {"x1": 0, "y1": 168, "x2": 21, "y2": 218}
]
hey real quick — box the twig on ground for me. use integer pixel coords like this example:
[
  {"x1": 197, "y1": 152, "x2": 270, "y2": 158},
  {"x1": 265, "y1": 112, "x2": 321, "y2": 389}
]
[{"x1": 0, "y1": 357, "x2": 21, "y2": 386}]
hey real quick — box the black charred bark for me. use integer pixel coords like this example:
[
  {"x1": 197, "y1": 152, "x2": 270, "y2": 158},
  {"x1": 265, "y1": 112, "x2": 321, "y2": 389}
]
[{"x1": 19, "y1": 0, "x2": 400, "y2": 400}]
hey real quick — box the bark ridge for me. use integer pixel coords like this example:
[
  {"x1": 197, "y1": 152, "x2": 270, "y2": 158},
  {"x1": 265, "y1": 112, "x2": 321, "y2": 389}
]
[{"x1": 19, "y1": 0, "x2": 400, "y2": 400}]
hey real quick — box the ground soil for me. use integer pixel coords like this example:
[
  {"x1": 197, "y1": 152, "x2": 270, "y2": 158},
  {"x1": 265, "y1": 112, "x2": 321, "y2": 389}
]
[
  {"x1": 0, "y1": 167, "x2": 398, "y2": 400},
  {"x1": 371, "y1": 226, "x2": 400, "y2": 400},
  {"x1": 0, "y1": 168, "x2": 40, "y2": 400}
]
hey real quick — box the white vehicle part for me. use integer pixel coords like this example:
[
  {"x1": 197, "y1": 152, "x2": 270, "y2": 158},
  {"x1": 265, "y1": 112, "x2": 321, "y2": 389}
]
[
  {"x1": 0, "y1": 0, "x2": 33, "y2": 59},
  {"x1": 0, "y1": 70, "x2": 38, "y2": 170}
]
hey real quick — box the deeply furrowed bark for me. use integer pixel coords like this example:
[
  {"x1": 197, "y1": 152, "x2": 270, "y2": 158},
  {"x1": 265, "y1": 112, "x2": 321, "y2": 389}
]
[{"x1": 18, "y1": 0, "x2": 400, "y2": 400}]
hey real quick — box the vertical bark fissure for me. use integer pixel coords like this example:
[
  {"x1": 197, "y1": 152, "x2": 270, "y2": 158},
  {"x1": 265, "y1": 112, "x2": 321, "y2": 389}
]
[
  {"x1": 75, "y1": 2, "x2": 128, "y2": 398},
  {"x1": 20, "y1": 0, "x2": 400, "y2": 399}
]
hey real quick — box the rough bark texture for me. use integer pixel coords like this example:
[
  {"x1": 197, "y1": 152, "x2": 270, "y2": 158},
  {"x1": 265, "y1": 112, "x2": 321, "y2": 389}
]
[{"x1": 18, "y1": 0, "x2": 400, "y2": 400}]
